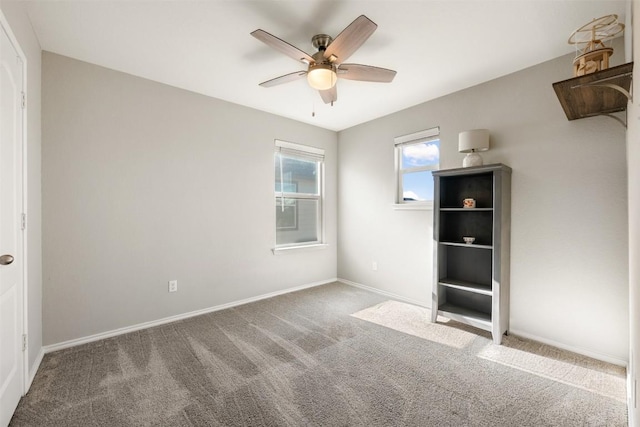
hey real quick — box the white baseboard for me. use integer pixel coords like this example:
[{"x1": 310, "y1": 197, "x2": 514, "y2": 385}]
[
  {"x1": 26, "y1": 348, "x2": 45, "y2": 391},
  {"x1": 40, "y1": 277, "x2": 627, "y2": 369},
  {"x1": 43, "y1": 278, "x2": 337, "y2": 354},
  {"x1": 337, "y1": 278, "x2": 428, "y2": 308},
  {"x1": 338, "y1": 278, "x2": 627, "y2": 367},
  {"x1": 509, "y1": 328, "x2": 628, "y2": 367}
]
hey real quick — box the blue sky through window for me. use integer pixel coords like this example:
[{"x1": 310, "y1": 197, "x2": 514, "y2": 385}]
[
  {"x1": 401, "y1": 140, "x2": 440, "y2": 169},
  {"x1": 403, "y1": 171, "x2": 434, "y2": 201},
  {"x1": 400, "y1": 140, "x2": 439, "y2": 202}
]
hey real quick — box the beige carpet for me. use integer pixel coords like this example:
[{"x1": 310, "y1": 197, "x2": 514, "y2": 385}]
[
  {"x1": 353, "y1": 300, "x2": 626, "y2": 403},
  {"x1": 11, "y1": 282, "x2": 627, "y2": 426}
]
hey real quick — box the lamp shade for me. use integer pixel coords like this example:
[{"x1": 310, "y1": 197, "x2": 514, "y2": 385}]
[
  {"x1": 307, "y1": 63, "x2": 337, "y2": 91},
  {"x1": 458, "y1": 129, "x2": 490, "y2": 153}
]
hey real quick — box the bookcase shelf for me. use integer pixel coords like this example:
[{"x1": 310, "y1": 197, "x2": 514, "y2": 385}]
[
  {"x1": 440, "y1": 208, "x2": 494, "y2": 212},
  {"x1": 438, "y1": 278, "x2": 492, "y2": 296},
  {"x1": 431, "y1": 164, "x2": 511, "y2": 344},
  {"x1": 438, "y1": 304, "x2": 492, "y2": 330},
  {"x1": 440, "y1": 242, "x2": 492, "y2": 249}
]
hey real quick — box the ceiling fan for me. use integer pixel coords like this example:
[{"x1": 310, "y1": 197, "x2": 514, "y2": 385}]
[{"x1": 251, "y1": 15, "x2": 396, "y2": 105}]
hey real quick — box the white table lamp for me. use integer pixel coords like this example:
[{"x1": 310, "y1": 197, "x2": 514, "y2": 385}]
[{"x1": 459, "y1": 129, "x2": 490, "y2": 167}]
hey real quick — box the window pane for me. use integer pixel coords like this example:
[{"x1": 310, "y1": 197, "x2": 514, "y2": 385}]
[
  {"x1": 401, "y1": 140, "x2": 440, "y2": 169},
  {"x1": 402, "y1": 170, "x2": 434, "y2": 201},
  {"x1": 276, "y1": 198, "x2": 319, "y2": 245},
  {"x1": 275, "y1": 154, "x2": 318, "y2": 194}
]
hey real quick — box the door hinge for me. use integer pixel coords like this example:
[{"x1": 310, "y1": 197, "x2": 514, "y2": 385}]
[
  {"x1": 21, "y1": 213, "x2": 26, "y2": 230},
  {"x1": 22, "y1": 334, "x2": 27, "y2": 352},
  {"x1": 21, "y1": 92, "x2": 26, "y2": 109}
]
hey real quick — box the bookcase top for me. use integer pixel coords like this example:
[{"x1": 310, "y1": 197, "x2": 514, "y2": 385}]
[{"x1": 432, "y1": 163, "x2": 512, "y2": 177}]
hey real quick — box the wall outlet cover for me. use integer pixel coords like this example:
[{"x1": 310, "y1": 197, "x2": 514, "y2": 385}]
[{"x1": 168, "y1": 280, "x2": 178, "y2": 292}]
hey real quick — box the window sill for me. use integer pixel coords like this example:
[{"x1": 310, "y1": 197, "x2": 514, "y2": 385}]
[
  {"x1": 272, "y1": 243, "x2": 329, "y2": 255},
  {"x1": 392, "y1": 203, "x2": 434, "y2": 211}
]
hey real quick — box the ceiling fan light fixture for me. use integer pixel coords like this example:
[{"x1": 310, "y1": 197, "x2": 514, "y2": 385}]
[
  {"x1": 252, "y1": 15, "x2": 395, "y2": 104},
  {"x1": 307, "y1": 63, "x2": 337, "y2": 90}
]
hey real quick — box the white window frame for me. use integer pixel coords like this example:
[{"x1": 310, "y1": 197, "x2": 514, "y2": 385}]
[
  {"x1": 393, "y1": 127, "x2": 440, "y2": 210},
  {"x1": 273, "y1": 140, "x2": 326, "y2": 253}
]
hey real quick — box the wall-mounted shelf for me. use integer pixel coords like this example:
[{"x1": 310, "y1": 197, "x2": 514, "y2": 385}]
[{"x1": 552, "y1": 62, "x2": 633, "y2": 122}]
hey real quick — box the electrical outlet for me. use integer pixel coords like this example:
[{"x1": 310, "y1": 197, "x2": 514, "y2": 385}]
[
  {"x1": 372, "y1": 261, "x2": 378, "y2": 271},
  {"x1": 168, "y1": 280, "x2": 178, "y2": 293}
]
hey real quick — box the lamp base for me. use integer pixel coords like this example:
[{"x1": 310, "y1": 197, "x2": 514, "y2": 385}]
[{"x1": 463, "y1": 152, "x2": 484, "y2": 168}]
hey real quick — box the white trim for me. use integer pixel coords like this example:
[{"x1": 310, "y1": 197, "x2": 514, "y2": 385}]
[
  {"x1": 26, "y1": 348, "x2": 44, "y2": 391},
  {"x1": 394, "y1": 126, "x2": 440, "y2": 145},
  {"x1": 0, "y1": 11, "x2": 30, "y2": 397},
  {"x1": 43, "y1": 278, "x2": 337, "y2": 354},
  {"x1": 272, "y1": 243, "x2": 329, "y2": 255},
  {"x1": 509, "y1": 328, "x2": 628, "y2": 367},
  {"x1": 275, "y1": 139, "x2": 325, "y2": 156},
  {"x1": 338, "y1": 278, "x2": 428, "y2": 308},
  {"x1": 394, "y1": 130, "x2": 440, "y2": 205},
  {"x1": 274, "y1": 140, "x2": 325, "y2": 250}
]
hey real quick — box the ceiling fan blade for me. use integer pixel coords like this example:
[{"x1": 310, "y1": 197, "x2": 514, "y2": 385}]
[
  {"x1": 259, "y1": 71, "x2": 307, "y2": 88},
  {"x1": 319, "y1": 85, "x2": 337, "y2": 104},
  {"x1": 337, "y1": 64, "x2": 397, "y2": 82},
  {"x1": 324, "y1": 15, "x2": 377, "y2": 63},
  {"x1": 251, "y1": 29, "x2": 314, "y2": 64}
]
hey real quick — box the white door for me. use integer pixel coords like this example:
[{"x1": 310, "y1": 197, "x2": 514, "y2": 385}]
[{"x1": 0, "y1": 22, "x2": 24, "y2": 427}]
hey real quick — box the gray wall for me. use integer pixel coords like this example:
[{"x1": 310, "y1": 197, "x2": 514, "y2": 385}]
[
  {"x1": 40, "y1": 38, "x2": 631, "y2": 364},
  {"x1": 338, "y1": 41, "x2": 629, "y2": 363},
  {"x1": 0, "y1": 1, "x2": 43, "y2": 379},
  {"x1": 42, "y1": 52, "x2": 337, "y2": 345}
]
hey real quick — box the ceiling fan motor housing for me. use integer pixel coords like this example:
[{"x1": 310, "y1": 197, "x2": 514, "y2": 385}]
[{"x1": 308, "y1": 60, "x2": 335, "y2": 73}]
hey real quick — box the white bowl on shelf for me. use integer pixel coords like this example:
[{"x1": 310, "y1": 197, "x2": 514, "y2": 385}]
[{"x1": 463, "y1": 237, "x2": 475, "y2": 244}]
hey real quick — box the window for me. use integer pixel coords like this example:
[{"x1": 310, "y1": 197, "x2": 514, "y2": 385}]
[
  {"x1": 394, "y1": 127, "x2": 440, "y2": 206},
  {"x1": 274, "y1": 140, "x2": 324, "y2": 249}
]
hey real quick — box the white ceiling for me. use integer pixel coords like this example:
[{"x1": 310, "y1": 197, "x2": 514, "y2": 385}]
[{"x1": 26, "y1": 0, "x2": 627, "y2": 131}]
